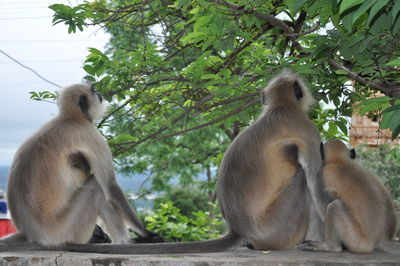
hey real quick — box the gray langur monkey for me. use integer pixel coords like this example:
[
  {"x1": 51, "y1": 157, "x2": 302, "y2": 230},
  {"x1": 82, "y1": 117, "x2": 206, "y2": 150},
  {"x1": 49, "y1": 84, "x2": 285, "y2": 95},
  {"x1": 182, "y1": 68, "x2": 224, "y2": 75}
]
[
  {"x1": 299, "y1": 140, "x2": 399, "y2": 253},
  {"x1": 0, "y1": 71, "x2": 328, "y2": 254},
  {"x1": 1, "y1": 84, "x2": 161, "y2": 247}
]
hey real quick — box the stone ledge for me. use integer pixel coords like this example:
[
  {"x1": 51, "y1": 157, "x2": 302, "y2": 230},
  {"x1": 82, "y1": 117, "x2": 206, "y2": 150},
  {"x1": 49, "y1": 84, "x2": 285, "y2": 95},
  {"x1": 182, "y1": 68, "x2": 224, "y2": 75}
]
[{"x1": 0, "y1": 248, "x2": 399, "y2": 266}]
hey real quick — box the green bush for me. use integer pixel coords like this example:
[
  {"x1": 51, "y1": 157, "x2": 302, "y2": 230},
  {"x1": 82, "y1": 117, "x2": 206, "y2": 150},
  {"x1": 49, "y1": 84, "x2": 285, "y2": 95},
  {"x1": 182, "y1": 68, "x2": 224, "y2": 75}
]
[
  {"x1": 356, "y1": 144, "x2": 400, "y2": 207},
  {"x1": 144, "y1": 201, "x2": 223, "y2": 242},
  {"x1": 153, "y1": 186, "x2": 211, "y2": 218}
]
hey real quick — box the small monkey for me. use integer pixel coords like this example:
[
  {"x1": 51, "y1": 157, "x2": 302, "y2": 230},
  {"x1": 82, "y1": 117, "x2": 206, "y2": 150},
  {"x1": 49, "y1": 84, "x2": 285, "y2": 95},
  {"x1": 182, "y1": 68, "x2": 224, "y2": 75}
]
[
  {"x1": 299, "y1": 140, "x2": 399, "y2": 253},
  {"x1": 0, "y1": 71, "x2": 327, "y2": 253},
  {"x1": 2, "y1": 84, "x2": 161, "y2": 247}
]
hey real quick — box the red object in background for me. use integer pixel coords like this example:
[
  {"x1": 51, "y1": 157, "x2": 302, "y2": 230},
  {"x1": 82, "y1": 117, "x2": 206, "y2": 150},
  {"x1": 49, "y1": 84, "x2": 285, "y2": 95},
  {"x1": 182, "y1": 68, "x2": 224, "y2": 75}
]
[
  {"x1": 0, "y1": 200, "x2": 17, "y2": 237},
  {"x1": 0, "y1": 220, "x2": 16, "y2": 237}
]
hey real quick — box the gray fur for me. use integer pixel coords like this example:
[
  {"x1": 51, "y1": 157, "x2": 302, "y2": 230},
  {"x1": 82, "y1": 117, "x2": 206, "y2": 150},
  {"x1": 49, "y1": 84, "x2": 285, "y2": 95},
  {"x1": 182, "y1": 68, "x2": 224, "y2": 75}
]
[
  {"x1": 218, "y1": 70, "x2": 329, "y2": 250},
  {"x1": 4, "y1": 84, "x2": 148, "y2": 247},
  {"x1": 299, "y1": 140, "x2": 399, "y2": 254}
]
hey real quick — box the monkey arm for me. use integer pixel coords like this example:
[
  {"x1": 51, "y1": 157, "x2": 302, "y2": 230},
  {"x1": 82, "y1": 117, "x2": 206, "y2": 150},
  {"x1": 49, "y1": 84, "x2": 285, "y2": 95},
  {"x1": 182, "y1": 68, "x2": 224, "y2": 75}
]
[
  {"x1": 279, "y1": 138, "x2": 332, "y2": 221},
  {"x1": 298, "y1": 147, "x2": 333, "y2": 221},
  {"x1": 71, "y1": 148, "x2": 114, "y2": 199}
]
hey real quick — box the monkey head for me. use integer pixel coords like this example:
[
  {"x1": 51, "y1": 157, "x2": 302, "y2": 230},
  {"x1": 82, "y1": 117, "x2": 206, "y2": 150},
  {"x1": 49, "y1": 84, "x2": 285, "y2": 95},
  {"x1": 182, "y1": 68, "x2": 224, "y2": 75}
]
[
  {"x1": 261, "y1": 69, "x2": 314, "y2": 112},
  {"x1": 322, "y1": 139, "x2": 356, "y2": 164},
  {"x1": 57, "y1": 84, "x2": 106, "y2": 122}
]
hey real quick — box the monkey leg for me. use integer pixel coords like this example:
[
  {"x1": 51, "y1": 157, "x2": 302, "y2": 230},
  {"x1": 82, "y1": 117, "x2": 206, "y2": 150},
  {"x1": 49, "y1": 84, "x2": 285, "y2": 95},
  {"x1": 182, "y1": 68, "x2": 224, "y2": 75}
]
[
  {"x1": 299, "y1": 199, "x2": 374, "y2": 253},
  {"x1": 27, "y1": 177, "x2": 103, "y2": 246},
  {"x1": 298, "y1": 200, "x2": 343, "y2": 252},
  {"x1": 305, "y1": 196, "x2": 324, "y2": 242},
  {"x1": 98, "y1": 200, "x2": 131, "y2": 244},
  {"x1": 328, "y1": 200, "x2": 374, "y2": 253},
  {"x1": 106, "y1": 181, "x2": 148, "y2": 237},
  {"x1": 248, "y1": 170, "x2": 310, "y2": 250}
]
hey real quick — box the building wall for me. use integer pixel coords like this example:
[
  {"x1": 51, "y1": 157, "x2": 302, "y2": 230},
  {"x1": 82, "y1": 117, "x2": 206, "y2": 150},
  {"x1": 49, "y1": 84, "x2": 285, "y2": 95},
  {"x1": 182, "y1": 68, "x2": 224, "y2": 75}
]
[{"x1": 350, "y1": 113, "x2": 400, "y2": 147}]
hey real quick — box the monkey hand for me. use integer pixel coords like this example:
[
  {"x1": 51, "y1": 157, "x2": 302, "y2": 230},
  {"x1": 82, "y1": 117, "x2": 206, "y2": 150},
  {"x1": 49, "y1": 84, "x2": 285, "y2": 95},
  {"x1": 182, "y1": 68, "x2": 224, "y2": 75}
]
[{"x1": 133, "y1": 230, "x2": 164, "y2": 243}]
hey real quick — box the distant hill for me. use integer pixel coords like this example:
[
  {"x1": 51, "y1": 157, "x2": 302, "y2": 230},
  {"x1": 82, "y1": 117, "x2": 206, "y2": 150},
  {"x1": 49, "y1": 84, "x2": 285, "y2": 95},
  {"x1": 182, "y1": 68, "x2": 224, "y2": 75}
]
[
  {"x1": 0, "y1": 166, "x2": 150, "y2": 194},
  {"x1": 0, "y1": 166, "x2": 7, "y2": 192}
]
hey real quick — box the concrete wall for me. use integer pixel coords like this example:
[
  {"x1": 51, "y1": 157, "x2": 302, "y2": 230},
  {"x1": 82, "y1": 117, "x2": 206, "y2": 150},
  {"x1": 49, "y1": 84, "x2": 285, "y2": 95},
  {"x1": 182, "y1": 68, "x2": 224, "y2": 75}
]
[{"x1": 0, "y1": 248, "x2": 399, "y2": 266}]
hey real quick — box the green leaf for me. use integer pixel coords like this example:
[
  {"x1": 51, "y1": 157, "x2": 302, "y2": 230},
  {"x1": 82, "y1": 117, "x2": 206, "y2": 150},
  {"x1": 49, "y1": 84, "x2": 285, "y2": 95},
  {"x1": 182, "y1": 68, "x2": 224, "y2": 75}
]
[
  {"x1": 342, "y1": 13, "x2": 354, "y2": 31},
  {"x1": 356, "y1": 96, "x2": 391, "y2": 114},
  {"x1": 367, "y1": 0, "x2": 390, "y2": 25},
  {"x1": 383, "y1": 104, "x2": 400, "y2": 113},
  {"x1": 392, "y1": 124, "x2": 400, "y2": 140},
  {"x1": 392, "y1": 0, "x2": 400, "y2": 23},
  {"x1": 287, "y1": 0, "x2": 307, "y2": 14},
  {"x1": 357, "y1": 96, "x2": 391, "y2": 105},
  {"x1": 351, "y1": 0, "x2": 376, "y2": 24},
  {"x1": 339, "y1": 0, "x2": 364, "y2": 15},
  {"x1": 393, "y1": 15, "x2": 400, "y2": 34},
  {"x1": 385, "y1": 58, "x2": 400, "y2": 67},
  {"x1": 337, "y1": 120, "x2": 348, "y2": 135},
  {"x1": 83, "y1": 65, "x2": 95, "y2": 75},
  {"x1": 201, "y1": 74, "x2": 218, "y2": 79},
  {"x1": 380, "y1": 109, "x2": 400, "y2": 130}
]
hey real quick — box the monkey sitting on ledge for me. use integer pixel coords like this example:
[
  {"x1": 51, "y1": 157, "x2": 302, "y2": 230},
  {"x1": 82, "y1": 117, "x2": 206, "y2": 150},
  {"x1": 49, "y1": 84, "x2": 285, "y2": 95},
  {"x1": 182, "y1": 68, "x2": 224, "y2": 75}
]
[
  {"x1": 299, "y1": 140, "x2": 399, "y2": 254},
  {"x1": 1, "y1": 84, "x2": 162, "y2": 247}
]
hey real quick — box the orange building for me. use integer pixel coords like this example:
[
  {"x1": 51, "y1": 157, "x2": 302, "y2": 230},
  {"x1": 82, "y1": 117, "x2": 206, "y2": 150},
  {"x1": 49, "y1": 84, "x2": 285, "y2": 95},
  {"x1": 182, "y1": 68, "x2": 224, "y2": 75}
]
[{"x1": 350, "y1": 112, "x2": 400, "y2": 147}]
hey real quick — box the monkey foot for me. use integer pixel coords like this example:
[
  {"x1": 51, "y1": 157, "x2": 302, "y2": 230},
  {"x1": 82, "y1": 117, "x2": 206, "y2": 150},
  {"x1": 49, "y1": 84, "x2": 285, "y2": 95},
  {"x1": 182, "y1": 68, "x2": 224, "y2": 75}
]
[
  {"x1": 297, "y1": 240, "x2": 326, "y2": 252},
  {"x1": 89, "y1": 225, "x2": 112, "y2": 244},
  {"x1": 298, "y1": 240, "x2": 342, "y2": 252},
  {"x1": 134, "y1": 230, "x2": 164, "y2": 243}
]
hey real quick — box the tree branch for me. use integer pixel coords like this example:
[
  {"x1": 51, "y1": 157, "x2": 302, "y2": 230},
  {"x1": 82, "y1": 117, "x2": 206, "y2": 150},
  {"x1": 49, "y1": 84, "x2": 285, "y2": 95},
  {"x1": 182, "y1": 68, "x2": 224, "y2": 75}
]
[
  {"x1": 208, "y1": 0, "x2": 304, "y2": 51},
  {"x1": 113, "y1": 94, "x2": 214, "y2": 155},
  {"x1": 113, "y1": 95, "x2": 259, "y2": 155},
  {"x1": 328, "y1": 59, "x2": 400, "y2": 97},
  {"x1": 153, "y1": 98, "x2": 259, "y2": 141}
]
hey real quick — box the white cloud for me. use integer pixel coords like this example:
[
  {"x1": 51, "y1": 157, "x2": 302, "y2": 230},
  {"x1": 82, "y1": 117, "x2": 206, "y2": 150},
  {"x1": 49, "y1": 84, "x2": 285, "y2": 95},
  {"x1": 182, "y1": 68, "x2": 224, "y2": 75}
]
[{"x1": 0, "y1": 0, "x2": 110, "y2": 166}]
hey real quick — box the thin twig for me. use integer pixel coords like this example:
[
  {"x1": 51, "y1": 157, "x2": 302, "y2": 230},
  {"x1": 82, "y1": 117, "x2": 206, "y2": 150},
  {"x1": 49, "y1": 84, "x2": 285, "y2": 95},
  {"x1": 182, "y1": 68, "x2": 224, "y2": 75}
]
[{"x1": 153, "y1": 98, "x2": 259, "y2": 141}]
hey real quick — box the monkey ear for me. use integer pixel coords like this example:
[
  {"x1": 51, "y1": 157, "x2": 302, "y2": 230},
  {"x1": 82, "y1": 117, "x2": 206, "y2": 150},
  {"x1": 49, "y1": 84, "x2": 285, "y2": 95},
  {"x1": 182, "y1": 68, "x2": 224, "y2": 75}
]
[
  {"x1": 350, "y1": 149, "x2": 356, "y2": 159},
  {"x1": 79, "y1": 95, "x2": 89, "y2": 114},
  {"x1": 320, "y1": 142, "x2": 325, "y2": 161},
  {"x1": 294, "y1": 81, "x2": 303, "y2": 100}
]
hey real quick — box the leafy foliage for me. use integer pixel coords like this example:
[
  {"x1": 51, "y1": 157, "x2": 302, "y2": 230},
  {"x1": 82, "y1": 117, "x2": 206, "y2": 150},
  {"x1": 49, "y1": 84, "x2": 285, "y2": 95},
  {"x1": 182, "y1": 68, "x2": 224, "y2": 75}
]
[
  {"x1": 29, "y1": 91, "x2": 57, "y2": 102},
  {"x1": 144, "y1": 201, "x2": 223, "y2": 241},
  {"x1": 48, "y1": 1, "x2": 400, "y2": 190},
  {"x1": 153, "y1": 186, "x2": 212, "y2": 217},
  {"x1": 356, "y1": 145, "x2": 400, "y2": 208}
]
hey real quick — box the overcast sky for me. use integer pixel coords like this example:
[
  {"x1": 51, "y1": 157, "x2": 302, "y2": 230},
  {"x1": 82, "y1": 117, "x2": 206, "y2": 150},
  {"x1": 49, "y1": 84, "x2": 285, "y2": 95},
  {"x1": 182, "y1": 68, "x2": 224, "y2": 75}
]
[{"x1": 0, "y1": 0, "x2": 109, "y2": 166}]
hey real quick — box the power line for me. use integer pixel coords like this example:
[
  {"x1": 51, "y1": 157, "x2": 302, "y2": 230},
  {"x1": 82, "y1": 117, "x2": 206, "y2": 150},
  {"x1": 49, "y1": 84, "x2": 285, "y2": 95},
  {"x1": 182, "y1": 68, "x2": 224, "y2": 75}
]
[{"x1": 0, "y1": 49, "x2": 62, "y2": 88}]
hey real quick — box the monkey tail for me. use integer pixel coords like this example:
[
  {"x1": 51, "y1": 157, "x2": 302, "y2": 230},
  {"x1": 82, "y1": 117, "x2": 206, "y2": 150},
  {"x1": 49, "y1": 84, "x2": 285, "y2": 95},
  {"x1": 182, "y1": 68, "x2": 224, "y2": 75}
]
[
  {"x1": 0, "y1": 232, "x2": 27, "y2": 244},
  {"x1": 62, "y1": 231, "x2": 241, "y2": 254},
  {"x1": 0, "y1": 231, "x2": 241, "y2": 254},
  {"x1": 377, "y1": 241, "x2": 400, "y2": 254}
]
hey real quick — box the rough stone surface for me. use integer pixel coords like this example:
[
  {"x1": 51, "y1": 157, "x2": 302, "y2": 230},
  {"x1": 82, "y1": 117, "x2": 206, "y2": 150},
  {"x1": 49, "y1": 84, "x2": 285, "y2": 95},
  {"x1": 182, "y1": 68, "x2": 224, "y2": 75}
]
[{"x1": 0, "y1": 248, "x2": 399, "y2": 265}]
